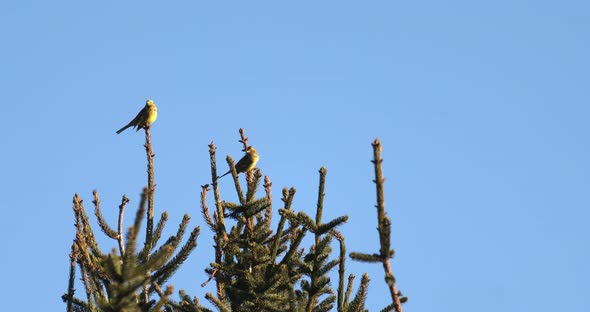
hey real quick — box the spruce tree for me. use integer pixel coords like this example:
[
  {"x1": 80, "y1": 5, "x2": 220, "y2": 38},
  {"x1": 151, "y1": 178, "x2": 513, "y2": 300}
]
[{"x1": 63, "y1": 126, "x2": 406, "y2": 312}]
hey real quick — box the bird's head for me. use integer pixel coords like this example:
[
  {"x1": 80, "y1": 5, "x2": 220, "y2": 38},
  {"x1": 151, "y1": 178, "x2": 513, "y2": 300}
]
[
  {"x1": 146, "y1": 99, "x2": 155, "y2": 106},
  {"x1": 246, "y1": 146, "x2": 258, "y2": 156}
]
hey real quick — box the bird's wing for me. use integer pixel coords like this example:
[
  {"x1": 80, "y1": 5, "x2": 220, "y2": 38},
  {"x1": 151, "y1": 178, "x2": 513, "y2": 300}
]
[{"x1": 234, "y1": 154, "x2": 251, "y2": 173}]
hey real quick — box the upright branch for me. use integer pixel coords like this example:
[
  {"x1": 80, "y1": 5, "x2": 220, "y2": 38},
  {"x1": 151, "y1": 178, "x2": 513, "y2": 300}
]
[
  {"x1": 238, "y1": 128, "x2": 250, "y2": 152},
  {"x1": 200, "y1": 185, "x2": 215, "y2": 232},
  {"x1": 207, "y1": 142, "x2": 227, "y2": 301},
  {"x1": 270, "y1": 187, "x2": 296, "y2": 263},
  {"x1": 304, "y1": 166, "x2": 339, "y2": 312},
  {"x1": 118, "y1": 195, "x2": 130, "y2": 257},
  {"x1": 200, "y1": 184, "x2": 220, "y2": 289},
  {"x1": 226, "y1": 155, "x2": 246, "y2": 205},
  {"x1": 144, "y1": 127, "x2": 156, "y2": 244},
  {"x1": 348, "y1": 138, "x2": 406, "y2": 311},
  {"x1": 209, "y1": 142, "x2": 226, "y2": 234},
  {"x1": 237, "y1": 128, "x2": 255, "y2": 233},
  {"x1": 315, "y1": 167, "x2": 327, "y2": 237},
  {"x1": 371, "y1": 139, "x2": 403, "y2": 311},
  {"x1": 350, "y1": 139, "x2": 404, "y2": 312},
  {"x1": 238, "y1": 128, "x2": 253, "y2": 184},
  {"x1": 66, "y1": 243, "x2": 77, "y2": 312},
  {"x1": 263, "y1": 176, "x2": 273, "y2": 226},
  {"x1": 93, "y1": 190, "x2": 118, "y2": 240},
  {"x1": 91, "y1": 190, "x2": 130, "y2": 258},
  {"x1": 333, "y1": 230, "x2": 346, "y2": 312}
]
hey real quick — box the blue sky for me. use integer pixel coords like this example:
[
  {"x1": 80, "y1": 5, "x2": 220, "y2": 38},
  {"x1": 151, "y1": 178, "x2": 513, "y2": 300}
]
[{"x1": 1, "y1": 1, "x2": 588, "y2": 311}]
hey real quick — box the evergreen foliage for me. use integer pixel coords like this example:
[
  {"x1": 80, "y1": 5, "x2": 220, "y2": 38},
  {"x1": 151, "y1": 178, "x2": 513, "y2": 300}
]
[{"x1": 63, "y1": 127, "x2": 405, "y2": 312}]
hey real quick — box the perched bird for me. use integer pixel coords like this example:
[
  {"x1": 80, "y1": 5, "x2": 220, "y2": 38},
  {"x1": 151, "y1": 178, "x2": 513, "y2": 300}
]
[
  {"x1": 116, "y1": 99, "x2": 158, "y2": 134},
  {"x1": 218, "y1": 146, "x2": 259, "y2": 179}
]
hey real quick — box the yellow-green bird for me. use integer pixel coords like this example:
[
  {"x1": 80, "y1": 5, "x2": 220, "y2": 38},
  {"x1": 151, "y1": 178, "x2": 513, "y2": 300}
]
[
  {"x1": 218, "y1": 146, "x2": 260, "y2": 179},
  {"x1": 116, "y1": 99, "x2": 158, "y2": 134}
]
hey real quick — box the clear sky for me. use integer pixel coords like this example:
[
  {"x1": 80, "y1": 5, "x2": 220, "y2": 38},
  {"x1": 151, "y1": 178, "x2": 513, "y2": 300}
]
[{"x1": 0, "y1": 1, "x2": 588, "y2": 311}]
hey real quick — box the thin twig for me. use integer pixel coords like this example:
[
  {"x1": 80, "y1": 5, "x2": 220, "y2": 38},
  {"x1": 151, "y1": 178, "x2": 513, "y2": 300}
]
[
  {"x1": 238, "y1": 128, "x2": 255, "y2": 185},
  {"x1": 118, "y1": 195, "x2": 130, "y2": 257},
  {"x1": 201, "y1": 239, "x2": 225, "y2": 287},
  {"x1": 201, "y1": 268, "x2": 219, "y2": 287},
  {"x1": 202, "y1": 240, "x2": 225, "y2": 289},
  {"x1": 238, "y1": 128, "x2": 250, "y2": 151},
  {"x1": 93, "y1": 190, "x2": 118, "y2": 239},
  {"x1": 200, "y1": 185, "x2": 215, "y2": 231}
]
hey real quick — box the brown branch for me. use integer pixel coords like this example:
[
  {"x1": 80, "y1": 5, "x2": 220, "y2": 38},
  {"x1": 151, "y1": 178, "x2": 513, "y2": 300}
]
[
  {"x1": 200, "y1": 268, "x2": 218, "y2": 287},
  {"x1": 200, "y1": 185, "x2": 215, "y2": 231},
  {"x1": 144, "y1": 126, "x2": 156, "y2": 243},
  {"x1": 73, "y1": 194, "x2": 106, "y2": 279},
  {"x1": 238, "y1": 128, "x2": 255, "y2": 184},
  {"x1": 74, "y1": 194, "x2": 104, "y2": 259},
  {"x1": 238, "y1": 127, "x2": 250, "y2": 150},
  {"x1": 93, "y1": 190, "x2": 118, "y2": 239},
  {"x1": 143, "y1": 126, "x2": 156, "y2": 304},
  {"x1": 202, "y1": 240, "x2": 227, "y2": 288},
  {"x1": 372, "y1": 138, "x2": 403, "y2": 312},
  {"x1": 118, "y1": 195, "x2": 130, "y2": 257}
]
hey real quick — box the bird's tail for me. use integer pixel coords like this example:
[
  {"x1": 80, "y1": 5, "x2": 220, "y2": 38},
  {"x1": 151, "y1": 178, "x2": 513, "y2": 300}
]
[
  {"x1": 217, "y1": 171, "x2": 231, "y2": 180},
  {"x1": 116, "y1": 123, "x2": 132, "y2": 134}
]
